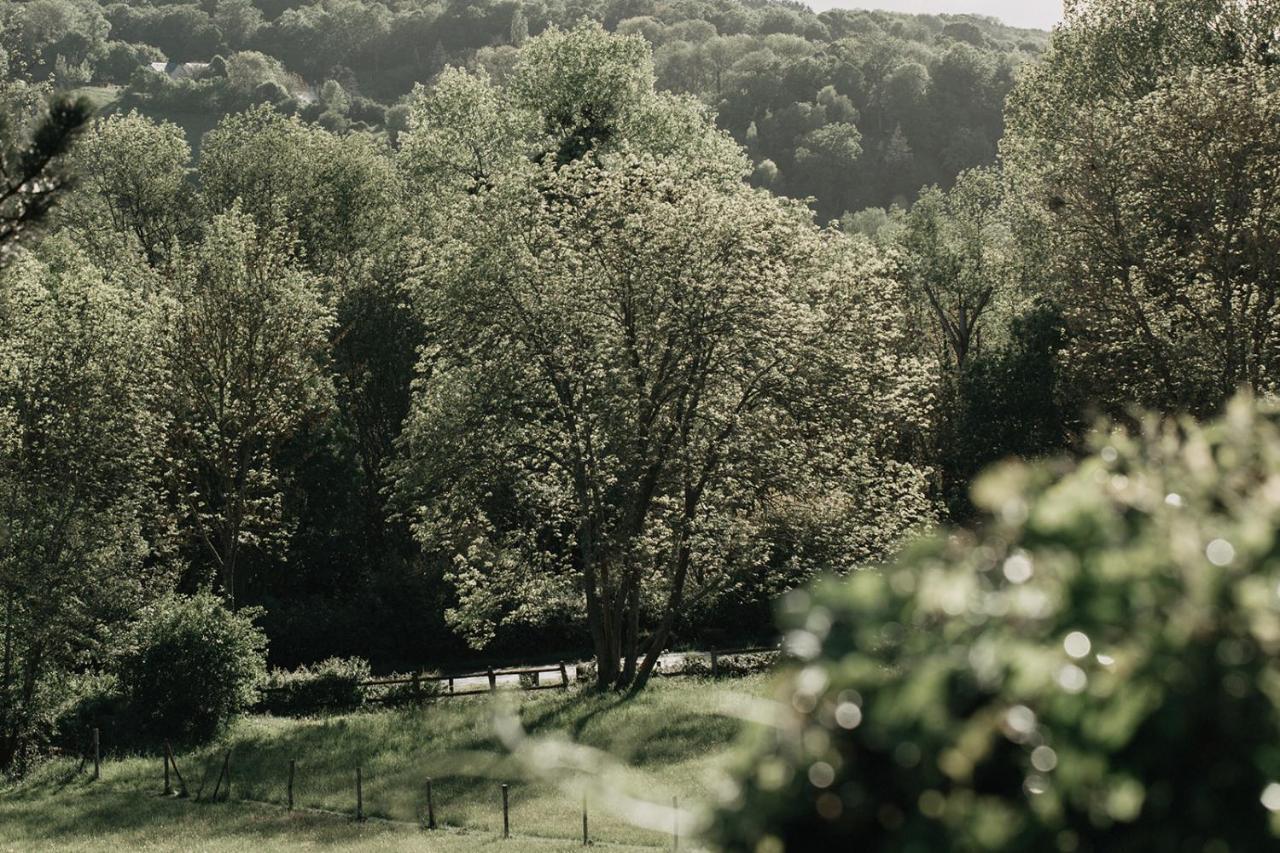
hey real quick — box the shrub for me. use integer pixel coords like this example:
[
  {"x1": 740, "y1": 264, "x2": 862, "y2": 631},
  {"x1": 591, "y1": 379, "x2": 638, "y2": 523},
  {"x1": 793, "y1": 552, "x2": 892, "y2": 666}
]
[
  {"x1": 260, "y1": 657, "x2": 372, "y2": 716},
  {"x1": 708, "y1": 395, "x2": 1280, "y2": 851},
  {"x1": 115, "y1": 593, "x2": 267, "y2": 746},
  {"x1": 680, "y1": 654, "x2": 712, "y2": 677},
  {"x1": 52, "y1": 672, "x2": 126, "y2": 753},
  {"x1": 715, "y1": 652, "x2": 778, "y2": 677}
]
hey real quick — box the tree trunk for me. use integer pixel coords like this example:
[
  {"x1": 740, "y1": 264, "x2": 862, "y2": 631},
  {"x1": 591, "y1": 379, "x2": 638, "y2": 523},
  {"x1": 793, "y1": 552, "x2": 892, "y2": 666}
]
[
  {"x1": 630, "y1": 540, "x2": 693, "y2": 695},
  {"x1": 581, "y1": 536, "x2": 621, "y2": 689},
  {"x1": 1, "y1": 641, "x2": 44, "y2": 772},
  {"x1": 596, "y1": 616, "x2": 621, "y2": 688},
  {"x1": 2, "y1": 594, "x2": 12, "y2": 700},
  {"x1": 614, "y1": 577, "x2": 640, "y2": 690}
]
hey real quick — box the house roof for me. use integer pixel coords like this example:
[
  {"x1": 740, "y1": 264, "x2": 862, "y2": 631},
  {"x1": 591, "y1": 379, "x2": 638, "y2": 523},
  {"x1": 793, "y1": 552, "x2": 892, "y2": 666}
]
[{"x1": 147, "y1": 62, "x2": 210, "y2": 80}]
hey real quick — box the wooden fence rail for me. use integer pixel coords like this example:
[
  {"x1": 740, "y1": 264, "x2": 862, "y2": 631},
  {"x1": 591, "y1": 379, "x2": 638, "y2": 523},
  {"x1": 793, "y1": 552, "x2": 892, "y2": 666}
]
[{"x1": 260, "y1": 645, "x2": 781, "y2": 703}]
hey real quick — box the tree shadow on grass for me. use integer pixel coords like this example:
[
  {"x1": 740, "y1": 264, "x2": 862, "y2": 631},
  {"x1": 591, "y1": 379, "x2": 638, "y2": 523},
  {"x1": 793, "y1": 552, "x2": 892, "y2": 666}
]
[{"x1": 1, "y1": 679, "x2": 748, "y2": 849}]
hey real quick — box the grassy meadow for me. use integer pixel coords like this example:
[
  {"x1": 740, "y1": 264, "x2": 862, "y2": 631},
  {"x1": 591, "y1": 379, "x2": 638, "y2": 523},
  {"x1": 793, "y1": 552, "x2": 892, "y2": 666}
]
[{"x1": 0, "y1": 675, "x2": 770, "y2": 851}]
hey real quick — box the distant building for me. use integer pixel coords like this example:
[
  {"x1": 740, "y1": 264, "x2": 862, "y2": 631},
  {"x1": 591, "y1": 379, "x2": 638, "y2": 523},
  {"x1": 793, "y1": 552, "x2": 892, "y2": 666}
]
[{"x1": 147, "y1": 62, "x2": 210, "y2": 81}]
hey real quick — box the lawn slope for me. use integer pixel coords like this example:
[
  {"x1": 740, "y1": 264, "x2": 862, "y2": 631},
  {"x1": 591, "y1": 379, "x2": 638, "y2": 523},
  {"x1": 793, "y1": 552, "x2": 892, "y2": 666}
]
[{"x1": 0, "y1": 675, "x2": 768, "y2": 851}]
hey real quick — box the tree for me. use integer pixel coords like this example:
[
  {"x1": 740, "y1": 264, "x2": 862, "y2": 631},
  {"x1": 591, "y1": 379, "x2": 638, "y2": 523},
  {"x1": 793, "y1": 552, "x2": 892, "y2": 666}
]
[
  {"x1": 1004, "y1": 0, "x2": 1280, "y2": 417},
  {"x1": 398, "y1": 155, "x2": 932, "y2": 692},
  {"x1": 224, "y1": 50, "x2": 291, "y2": 97},
  {"x1": 899, "y1": 166, "x2": 1014, "y2": 373},
  {"x1": 213, "y1": 0, "x2": 262, "y2": 51},
  {"x1": 0, "y1": 241, "x2": 170, "y2": 771},
  {"x1": 395, "y1": 26, "x2": 933, "y2": 690},
  {"x1": 199, "y1": 107, "x2": 420, "y2": 586},
  {"x1": 200, "y1": 106, "x2": 401, "y2": 278},
  {"x1": 165, "y1": 206, "x2": 333, "y2": 608},
  {"x1": 897, "y1": 166, "x2": 1043, "y2": 517},
  {"x1": 510, "y1": 6, "x2": 529, "y2": 47},
  {"x1": 1, "y1": 0, "x2": 110, "y2": 78},
  {"x1": 97, "y1": 40, "x2": 165, "y2": 84},
  {"x1": 55, "y1": 111, "x2": 195, "y2": 268}
]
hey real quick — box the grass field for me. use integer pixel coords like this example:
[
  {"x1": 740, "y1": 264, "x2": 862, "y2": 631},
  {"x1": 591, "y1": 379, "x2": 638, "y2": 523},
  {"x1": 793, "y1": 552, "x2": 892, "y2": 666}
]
[
  {"x1": 71, "y1": 84, "x2": 121, "y2": 110},
  {"x1": 0, "y1": 675, "x2": 770, "y2": 851}
]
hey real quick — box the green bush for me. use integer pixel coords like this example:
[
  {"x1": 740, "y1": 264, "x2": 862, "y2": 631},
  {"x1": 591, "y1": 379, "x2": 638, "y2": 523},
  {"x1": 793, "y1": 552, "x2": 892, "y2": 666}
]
[
  {"x1": 116, "y1": 593, "x2": 267, "y2": 746},
  {"x1": 52, "y1": 672, "x2": 129, "y2": 756},
  {"x1": 715, "y1": 652, "x2": 778, "y2": 678},
  {"x1": 260, "y1": 656, "x2": 372, "y2": 716},
  {"x1": 708, "y1": 395, "x2": 1280, "y2": 851}
]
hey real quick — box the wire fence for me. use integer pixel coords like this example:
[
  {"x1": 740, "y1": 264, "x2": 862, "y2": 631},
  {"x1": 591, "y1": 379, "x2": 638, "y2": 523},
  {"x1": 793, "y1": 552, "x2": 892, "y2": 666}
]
[
  {"x1": 74, "y1": 646, "x2": 782, "y2": 848},
  {"x1": 126, "y1": 737, "x2": 701, "y2": 849}
]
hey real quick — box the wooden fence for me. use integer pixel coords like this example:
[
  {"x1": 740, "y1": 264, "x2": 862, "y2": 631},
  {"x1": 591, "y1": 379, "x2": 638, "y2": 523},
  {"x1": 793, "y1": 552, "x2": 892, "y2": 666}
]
[{"x1": 259, "y1": 645, "x2": 781, "y2": 705}]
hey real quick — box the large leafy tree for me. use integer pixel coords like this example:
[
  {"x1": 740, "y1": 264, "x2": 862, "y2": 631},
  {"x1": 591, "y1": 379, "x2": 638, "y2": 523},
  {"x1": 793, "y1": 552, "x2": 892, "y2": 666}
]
[
  {"x1": 55, "y1": 111, "x2": 196, "y2": 268},
  {"x1": 1004, "y1": 0, "x2": 1280, "y2": 417},
  {"x1": 899, "y1": 166, "x2": 1017, "y2": 374},
  {"x1": 395, "y1": 25, "x2": 933, "y2": 691},
  {"x1": 198, "y1": 107, "x2": 422, "y2": 606},
  {"x1": 0, "y1": 241, "x2": 170, "y2": 771},
  {"x1": 896, "y1": 166, "x2": 1059, "y2": 517},
  {"x1": 165, "y1": 206, "x2": 333, "y2": 609}
]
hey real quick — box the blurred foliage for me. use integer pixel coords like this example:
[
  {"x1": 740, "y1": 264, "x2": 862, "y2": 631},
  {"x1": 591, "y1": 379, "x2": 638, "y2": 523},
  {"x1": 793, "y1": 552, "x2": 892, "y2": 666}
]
[
  {"x1": 0, "y1": 47, "x2": 90, "y2": 262},
  {"x1": 708, "y1": 394, "x2": 1280, "y2": 851}
]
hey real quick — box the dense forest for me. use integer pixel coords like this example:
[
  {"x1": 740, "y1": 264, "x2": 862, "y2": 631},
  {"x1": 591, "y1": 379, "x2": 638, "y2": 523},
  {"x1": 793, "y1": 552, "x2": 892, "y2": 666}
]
[
  {"x1": 2, "y1": 0, "x2": 1046, "y2": 219},
  {"x1": 2, "y1": 0, "x2": 1279, "y2": 782}
]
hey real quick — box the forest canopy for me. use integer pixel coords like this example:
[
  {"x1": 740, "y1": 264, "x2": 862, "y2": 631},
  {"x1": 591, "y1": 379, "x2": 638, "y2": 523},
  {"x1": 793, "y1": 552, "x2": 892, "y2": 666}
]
[
  {"x1": 1, "y1": 0, "x2": 1047, "y2": 219},
  {"x1": 4, "y1": 0, "x2": 1280, "y2": 803}
]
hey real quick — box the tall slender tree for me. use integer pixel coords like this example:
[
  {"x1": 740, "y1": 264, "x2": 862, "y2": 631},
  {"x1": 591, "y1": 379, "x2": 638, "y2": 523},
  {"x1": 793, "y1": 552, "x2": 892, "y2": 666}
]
[{"x1": 165, "y1": 206, "x2": 334, "y2": 608}]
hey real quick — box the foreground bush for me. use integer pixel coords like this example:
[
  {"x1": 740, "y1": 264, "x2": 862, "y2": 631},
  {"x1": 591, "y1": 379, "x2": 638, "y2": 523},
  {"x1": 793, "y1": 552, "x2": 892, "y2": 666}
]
[
  {"x1": 260, "y1": 657, "x2": 372, "y2": 716},
  {"x1": 708, "y1": 395, "x2": 1280, "y2": 851},
  {"x1": 116, "y1": 592, "x2": 267, "y2": 745}
]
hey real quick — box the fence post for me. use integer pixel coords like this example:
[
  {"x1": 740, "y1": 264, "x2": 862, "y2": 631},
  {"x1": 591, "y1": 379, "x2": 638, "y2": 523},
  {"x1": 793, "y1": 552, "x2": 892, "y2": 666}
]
[
  {"x1": 448, "y1": 676, "x2": 454, "y2": 695},
  {"x1": 582, "y1": 793, "x2": 589, "y2": 846},
  {"x1": 356, "y1": 767, "x2": 364, "y2": 821},
  {"x1": 673, "y1": 796, "x2": 679, "y2": 851},
  {"x1": 412, "y1": 671, "x2": 422, "y2": 704},
  {"x1": 532, "y1": 670, "x2": 540, "y2": 687},
  {"x1": 425, "y1": 777, "x2": 436, "y2": 829},
  {"x1": 211, "y1": 750, "x2": 230, "y2": 802},
  {"x1": 92, "y1": 727, "x2": 100, "y2": 780},
  {"x1": 501, "y1": 783, "x2": 510, "y2": 838},
  {"x1": 711, "y1": 652, "x2": 719, "y2": 679},
  {"x1": 163, "y1": 745, "x2": 172, "y2": 796},
  {"x1": 488, "y1": 667, "x2": 497, "y2": 692},
  {"x1": 287, "y1": 759, "x2": 295, "y2": 811},
  {"x1": 166, "y1": 742, "x2": 188, "y2": 798},
  {"x1": 559, "y1": 661, "x2": 569, "y2": 689}
]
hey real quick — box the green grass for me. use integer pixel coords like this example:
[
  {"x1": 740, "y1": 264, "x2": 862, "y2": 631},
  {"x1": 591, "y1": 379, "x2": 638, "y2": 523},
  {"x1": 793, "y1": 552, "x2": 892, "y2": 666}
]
[
  {"x1": 0, "y1": 675, "x2": 769, "y2": 851},
  {"x1": 71, "y1": 85, "x2": 121, "y2": 110}
]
